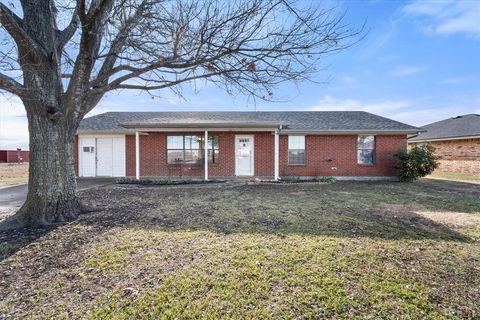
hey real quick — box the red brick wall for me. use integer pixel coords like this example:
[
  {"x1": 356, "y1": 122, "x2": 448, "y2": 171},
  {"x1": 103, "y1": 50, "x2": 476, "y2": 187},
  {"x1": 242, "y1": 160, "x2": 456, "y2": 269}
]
[
  {"x1": 279, "y1": 135, "x2": 405, "y2": 177},
  {"x1": 121, "y1": 132, "x2": 406, "y2": 178},
  {"x1": 410, "y1": 138, "x2": 480, "y2": 174},
  {"x1": 254, "y1": 132, "x2": 275, "y2": 176}
]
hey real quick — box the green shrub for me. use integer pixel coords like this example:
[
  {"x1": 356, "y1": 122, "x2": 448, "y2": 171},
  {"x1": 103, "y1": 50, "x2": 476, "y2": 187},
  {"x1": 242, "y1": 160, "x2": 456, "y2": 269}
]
[
  {"x1": 318, "y1": 176, "x2": 337, "y2": 183},
  {"x1": 394, "y1": 145, "x2": 438, "y2": 182},
  {"x1": 280, "y1": 176, "x2": 336, "y2": 183}
]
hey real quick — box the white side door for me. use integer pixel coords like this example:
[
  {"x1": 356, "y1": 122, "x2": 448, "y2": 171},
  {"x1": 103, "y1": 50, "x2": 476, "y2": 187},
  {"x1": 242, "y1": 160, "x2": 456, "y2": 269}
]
[
  {"x1": 235, "y1": 135, "x2": 254, "y2": 176},
  {"x1": 111, "y1": 136, "x2": 126, "y2": 177},
  {"x1": 79, "y1": 137, "x2": 96, "y2": 177},
  {"x1": 96, "y1": 137, "x2": 113, "y2": 176}
]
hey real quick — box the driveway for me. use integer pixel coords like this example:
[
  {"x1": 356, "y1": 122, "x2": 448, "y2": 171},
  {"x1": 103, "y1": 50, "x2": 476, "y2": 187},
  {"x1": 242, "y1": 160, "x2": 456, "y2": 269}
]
[{"x1": 0, "y1": 178, "x2": 115, "y2": 208}]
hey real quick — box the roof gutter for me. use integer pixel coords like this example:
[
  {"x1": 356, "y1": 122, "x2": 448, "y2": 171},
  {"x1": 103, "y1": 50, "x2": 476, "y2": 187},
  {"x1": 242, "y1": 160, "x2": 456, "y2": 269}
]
[
  {"x1": 76, "y1": 130, "x2": 133, "y2": 135},
  {"x1": 280, "y1": 129, "x2": 424, "y2": 135},
  {"x1": 408, "y1": 135, "x2": 480, "y2": 143},
  {"x1": 77, "y1": 128, "x2": 423, "y2": 135}
]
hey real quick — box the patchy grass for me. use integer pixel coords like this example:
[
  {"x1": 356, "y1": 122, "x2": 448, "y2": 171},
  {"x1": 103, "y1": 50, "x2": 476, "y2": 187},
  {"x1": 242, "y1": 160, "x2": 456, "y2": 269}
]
[
  {"x1": 0, "y1": 179, "x2": 479, "y2": 319},
  {"x1": 0, "y1": 242, "x2": 22, "y2": 260},
  {"x1": 0, "y1": 163, "x2": 28, "y2": 187},
  {"x1": 428, "y1": 171, "x2": 480, "y2": 184}
]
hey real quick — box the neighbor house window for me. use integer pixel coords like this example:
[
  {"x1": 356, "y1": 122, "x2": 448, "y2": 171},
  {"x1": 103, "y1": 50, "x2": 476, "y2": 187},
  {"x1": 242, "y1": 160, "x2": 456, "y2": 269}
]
[
  {"x1": 288, "y1": 135, "x2": 305, "y2": 165},
  {"x1": 167, "y1": 135, "x2": 219, "y2": 164},
  {"x1": 357, "y1": 135, "x2": 375, "y2": 164}
]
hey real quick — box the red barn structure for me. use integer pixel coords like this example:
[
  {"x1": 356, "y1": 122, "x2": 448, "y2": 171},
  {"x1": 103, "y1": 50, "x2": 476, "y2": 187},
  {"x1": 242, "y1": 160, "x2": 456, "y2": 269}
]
[{"x1": 0, "y1": 149, "x2": 30, "y2": 163}]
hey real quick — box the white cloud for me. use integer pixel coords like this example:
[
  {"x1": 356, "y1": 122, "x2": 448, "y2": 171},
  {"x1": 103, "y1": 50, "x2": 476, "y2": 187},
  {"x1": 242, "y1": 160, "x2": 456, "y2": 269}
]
[
  {"x1": 308, "y1": 95, "x2": 411, "y2": 115},
  {"x1": 341, "y1": 75, "x2": 357, "y2": 84},
  {"x1": 359, "y1": 17, "x2": 399, "y2": 58},
  {"x1": 0, "y1": 95, "x2": 29, "y2": 150},
  {"x1": 403, "y1": 1, "x2": 452, "y2": 16},
  {"x1": 391, "y1": 66, "x2": 422, "y2": 76},
  {"x1": 307, "y1": 95, "x2": 479, "y2": 126},
  {"x1": 439, "y1": 76, "x2": 472, "y2": 85},
  {"x1": 402, "y1": 0, "x2": 480, "y2": 37}
]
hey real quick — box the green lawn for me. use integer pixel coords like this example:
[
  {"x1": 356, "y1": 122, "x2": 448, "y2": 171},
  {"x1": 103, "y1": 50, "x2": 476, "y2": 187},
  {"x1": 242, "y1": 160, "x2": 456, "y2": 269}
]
[{"x1": 0, "y1": 179, "x2": 479, "y2": 319}]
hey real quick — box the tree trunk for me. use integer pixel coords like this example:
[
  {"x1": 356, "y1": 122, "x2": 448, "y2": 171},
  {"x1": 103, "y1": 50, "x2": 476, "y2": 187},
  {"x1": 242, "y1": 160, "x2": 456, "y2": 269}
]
[{"x1": 0, "y1": 104, "x2": 81, "y2": 230}]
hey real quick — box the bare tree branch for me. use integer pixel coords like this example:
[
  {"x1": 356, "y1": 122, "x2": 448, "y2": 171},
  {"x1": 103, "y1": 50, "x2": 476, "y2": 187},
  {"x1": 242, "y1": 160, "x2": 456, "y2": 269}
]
[
  {"x1": 0, "y1": 2, "x2": 47, "y2": 57},
  {"x1": 2, "y1": 0, "x2": 363, "y2": 114},
  {"x1": 57, "y1": 11, "x2": 79, "y2": 51},
  {"x1": 0, "y1": 72, "x2": 26, "y2": 97},
  {"x1": 63, "y1": 0, "x2": 116, "y2": 118}
]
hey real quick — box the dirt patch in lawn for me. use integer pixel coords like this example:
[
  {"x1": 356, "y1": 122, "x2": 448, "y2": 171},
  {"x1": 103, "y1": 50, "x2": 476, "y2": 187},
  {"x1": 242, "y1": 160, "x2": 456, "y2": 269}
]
[
  {"x1": 0, "y1": 163, "x2": 28, "y2": 187},
  {"x1": 417, "y1": 211, "x2": 480, "y2": 228}
]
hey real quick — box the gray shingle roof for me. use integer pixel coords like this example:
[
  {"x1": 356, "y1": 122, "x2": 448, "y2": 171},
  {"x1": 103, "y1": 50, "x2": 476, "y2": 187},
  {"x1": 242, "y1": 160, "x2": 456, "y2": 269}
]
[
  {"x1": 409, "y1": 114, "x2": 480, "y2": 141},
  {"x1": 78, "y1": 111, "x2": 422, "y2": 133}
]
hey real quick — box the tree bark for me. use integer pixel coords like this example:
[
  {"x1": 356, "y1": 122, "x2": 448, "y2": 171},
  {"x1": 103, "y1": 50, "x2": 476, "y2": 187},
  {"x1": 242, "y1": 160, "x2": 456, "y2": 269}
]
[
  {"x1": 0, "y1": 0, "x2": 86, "y2": 231},
  {"x1": 0, "y1": 103, "x2": 81, "y2": 230}
]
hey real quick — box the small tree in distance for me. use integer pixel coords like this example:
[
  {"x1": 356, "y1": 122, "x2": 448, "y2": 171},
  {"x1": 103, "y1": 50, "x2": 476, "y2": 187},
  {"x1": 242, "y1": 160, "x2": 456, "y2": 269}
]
[
  {"x1": 0, "y1": 0, "x2": 363, "y2": 230},
  {"x1": 394, "y1": 144, "x2": 439, "y2": 182}
]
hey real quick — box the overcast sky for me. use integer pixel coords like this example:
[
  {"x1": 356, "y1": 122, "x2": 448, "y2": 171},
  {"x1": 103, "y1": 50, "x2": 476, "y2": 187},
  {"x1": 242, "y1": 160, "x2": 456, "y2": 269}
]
[{"x1": 1, "y1": 0, "x2": 479, "y2": 150}]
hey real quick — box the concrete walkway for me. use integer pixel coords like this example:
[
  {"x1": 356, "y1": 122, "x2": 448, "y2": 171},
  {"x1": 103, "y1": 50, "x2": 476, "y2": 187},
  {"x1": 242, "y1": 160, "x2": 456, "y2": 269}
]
[{"x1": 0, "y1": 178, "x2": 115, "y2": 208}]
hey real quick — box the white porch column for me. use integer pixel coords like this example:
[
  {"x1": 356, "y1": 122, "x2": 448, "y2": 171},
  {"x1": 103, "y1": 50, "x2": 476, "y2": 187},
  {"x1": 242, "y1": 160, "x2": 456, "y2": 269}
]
[
  {"x1": 274, "y1": 130, "x2": 279, "y2": 181},
  {"x1": 204, "y1": 130, "x2": 208, "y2": 180},
  {"x1": 135, "y1": 130, "x2": 140, "y2": 180}
]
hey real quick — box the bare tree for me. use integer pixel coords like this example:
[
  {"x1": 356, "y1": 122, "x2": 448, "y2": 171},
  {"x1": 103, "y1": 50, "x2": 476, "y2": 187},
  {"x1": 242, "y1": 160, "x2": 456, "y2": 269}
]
[{"x1": 0, "y1": 0, "x2": 361, "y2": 230}]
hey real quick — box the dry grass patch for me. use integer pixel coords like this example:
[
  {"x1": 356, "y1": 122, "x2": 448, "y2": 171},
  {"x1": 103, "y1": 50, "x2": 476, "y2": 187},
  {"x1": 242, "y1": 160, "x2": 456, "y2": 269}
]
[
  {"x1": 0, "y1": 163, "x2": 28, "y2": 187},
  {"x1": 417, "y1": 211, "x2": 480, "y2": 228},
  {"x1": 428, "y1": 171, "x2": 480, "y2": 184}
]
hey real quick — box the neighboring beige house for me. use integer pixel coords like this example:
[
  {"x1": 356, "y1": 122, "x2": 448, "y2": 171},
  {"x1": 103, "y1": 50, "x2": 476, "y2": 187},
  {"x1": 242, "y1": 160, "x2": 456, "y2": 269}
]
[{"x1": 408, "y1": 114, "x2": 480, "y2": 174}]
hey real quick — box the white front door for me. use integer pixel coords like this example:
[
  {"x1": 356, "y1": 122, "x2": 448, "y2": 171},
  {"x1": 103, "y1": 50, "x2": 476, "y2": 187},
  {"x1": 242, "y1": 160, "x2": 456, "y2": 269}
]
[
  {"x1": 96, "y1": 138, "x2": 113, "y2": 176},
  {"x1": 235, "y1": 135, "x2": 254, "y2": 176}
]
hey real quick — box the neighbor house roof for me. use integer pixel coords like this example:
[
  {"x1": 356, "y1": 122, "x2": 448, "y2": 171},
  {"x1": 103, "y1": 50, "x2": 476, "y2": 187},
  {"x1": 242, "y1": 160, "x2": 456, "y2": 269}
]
[
  {"x1": 78, "y1": 111, "x2": 422, "y2": 134},
  {"x1": 408, "y1": 114, "x2": 480, "y2": 142}
]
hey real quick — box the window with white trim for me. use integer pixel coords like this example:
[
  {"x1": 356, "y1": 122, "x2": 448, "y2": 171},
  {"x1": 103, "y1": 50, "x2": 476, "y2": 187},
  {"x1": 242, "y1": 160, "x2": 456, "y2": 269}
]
[
  {"x1": 357, "y1": 135, "x2": 375, "y2": 164},
  {"x1": 288, "y1": 135, "x2": 305, "y2": 165},
  {"x1": 167, "y1": 135, "x2": 219, "y2": 164}
]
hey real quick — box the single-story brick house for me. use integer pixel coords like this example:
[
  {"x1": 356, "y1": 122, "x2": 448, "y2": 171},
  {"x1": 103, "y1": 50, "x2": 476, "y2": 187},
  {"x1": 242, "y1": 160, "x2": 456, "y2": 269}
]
[
  {"x1": 408, "y1": 114, "x2": 480, "y2": 174},
  {"x1": 75, "y1": 111, "x2": 422, "y2": 180}
]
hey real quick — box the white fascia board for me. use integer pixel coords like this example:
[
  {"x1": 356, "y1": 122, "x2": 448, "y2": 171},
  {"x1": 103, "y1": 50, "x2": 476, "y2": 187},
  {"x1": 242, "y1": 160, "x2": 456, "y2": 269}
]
[
  {"x1": 279, "y1": 130, "x2": 417, "y2": 135},
  {"x1": 76, "y1": 131, "x2": 131, "y2": 135},
  {"x1": 408, "y1": 135, "x2": 480, "y2": 143}
]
